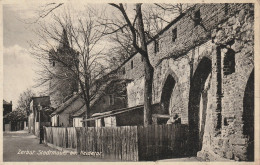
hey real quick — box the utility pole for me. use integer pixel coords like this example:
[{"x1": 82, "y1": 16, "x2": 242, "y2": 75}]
[{"x1": 38, "y1": 103, "x2": 43, "y2": 144}]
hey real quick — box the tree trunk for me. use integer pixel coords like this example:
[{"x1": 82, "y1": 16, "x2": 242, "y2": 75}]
[
  {"x1": 85, "y1": 100, "x2": 90, "y2": 127},
  {"x1": 84, "y1": 77, "x2": 91, "y2": 127},
  {"x1": 136, "y1": 4, "x2": 154, "y2": 126},
  {"x1": 143, "y1": 59, "x2": 154, "y2": 126}
]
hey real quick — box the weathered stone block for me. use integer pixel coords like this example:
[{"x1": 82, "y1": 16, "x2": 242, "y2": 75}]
[
  {"x1": 230, "y1": 138, "x2": 247, "y2": 145},
  {"x1": 227, "y1": 16, "x2": 236, "y2": 25},
  {"x1": 238, "y1": 9, "x2": 246, "y2": 22},
  {"x1": 225, "y1": 151, "x2": 234, "y2": 159},
  {"x1": 231, "y1": 39, "x2": 243, "y2": 52}
]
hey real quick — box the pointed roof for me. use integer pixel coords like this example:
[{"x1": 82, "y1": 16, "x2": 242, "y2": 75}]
[
  {"x1": 3, "y1": 100, "x2": 12, "y2": 105},
  {"x1": 59, "y1": 28, "x2": 69, "y2": 48}
]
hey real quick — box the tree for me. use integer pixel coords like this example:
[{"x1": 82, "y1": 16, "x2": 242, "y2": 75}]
[
  {"x1": 4, "y1": 109, "x2": 27, "y2": 122},
  {"x1": 105, "y1": 3, "x2": 154, "y2": 126},
  {"x1": 104, "y1": 3, "x2": 193, "y2": 64},
  {"x1": 100, "y1": 3, "x2": 193, "y2": 126},
  {"x1": 29, "y1": 3, "x2": 194, "y2": 126},
  {"x1": 30, "y1": 7, "x2": 112, "y2": 126},
  {"x1": 16, "y1": 88, "x2": 35, "y2": 116}
]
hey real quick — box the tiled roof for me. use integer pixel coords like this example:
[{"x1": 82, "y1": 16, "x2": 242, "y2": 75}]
[
  {"x1": 3, "y1": 100, "x2": 12, "y2": 105},
  {"x1": 72, "y1": 104, "x2": 86, "y2": 117},
  {"x1": 72, "y1": 79, "x2": 113, "y2": 117},
  {"x1": 51, "y1": 94, "x2": 81, "y2": 115},
  {"x1": 83, "y1": 105, "x2": 144, "y2": 121},
  {"x1": 31, "y1": 96, "x2": 50, "y2": 107}
]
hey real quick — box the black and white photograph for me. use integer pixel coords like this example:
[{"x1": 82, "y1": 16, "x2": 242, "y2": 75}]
[{"x1": 2, "y1": 1, "x2": 259, "y2": 163}]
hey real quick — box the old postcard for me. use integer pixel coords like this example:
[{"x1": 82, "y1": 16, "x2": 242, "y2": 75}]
[{"x1": 1, "y1": 0, "x2": 259, "y2": 164}]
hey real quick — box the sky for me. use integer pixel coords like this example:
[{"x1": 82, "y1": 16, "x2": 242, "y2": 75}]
[
  {"x1": 2, "y1": 2, "x2": 124, "y2": 108},
  {"x1": 3, "y1": 3, "x2": 41, "y2": 108},
  {"x1": 3, "y1": 2, "x2": 89, "y2": 108}
]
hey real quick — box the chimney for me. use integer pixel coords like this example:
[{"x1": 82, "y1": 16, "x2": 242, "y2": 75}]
[{"x1": 10, "y1": 101, "x2": 12, "y2": 105}]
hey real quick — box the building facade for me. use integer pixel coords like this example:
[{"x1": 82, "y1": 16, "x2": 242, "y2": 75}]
[
  {"x1": 28, "y1": 96, "x2": 51, "y2": 136},
  {"x1": 3, "y1": 100, "x2": 12, "y2": 131}
]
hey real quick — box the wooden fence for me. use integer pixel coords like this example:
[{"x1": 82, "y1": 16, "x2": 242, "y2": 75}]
[
  {"x1": 138, "y1": 124, "x2": 189, "y2": 160},
  {"x1": 44, "y1": 124, "x2": 189, "y2": 161}
]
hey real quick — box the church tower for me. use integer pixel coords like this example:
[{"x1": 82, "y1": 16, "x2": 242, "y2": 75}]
[{"x1": 49, "y1": 29, "x2": 79, "y2": 108}]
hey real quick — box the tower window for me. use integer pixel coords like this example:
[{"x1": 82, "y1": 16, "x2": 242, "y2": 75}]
[
  {"x1": 154, "y1": 39, "x2": 159, "y2": 53},
  {"x1": 223, "y1": 49, "x2": 235, "y2": 75},
  {"x1": 194, "y1": 10, "x2": 201, "y2": 26},
  {"x1": 52, "y1": 61, "x2": 55, "y2": 67},
  {"x1": 109, "y1": 94, "x2": 114, "y2": 105},
  {"x1": 122, "y1": 67, "x2": 125, "y2": 75},
  {"x1": 172, "y1": 28, "x2": 177, "y2": 42},
  {"x1": 131, "y1": 60, "x2": 134, "y2": 69}
]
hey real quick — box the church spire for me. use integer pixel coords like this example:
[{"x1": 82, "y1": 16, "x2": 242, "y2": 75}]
[{"x1": 59, "y1": 28, "x2": 69, "y2": 48}]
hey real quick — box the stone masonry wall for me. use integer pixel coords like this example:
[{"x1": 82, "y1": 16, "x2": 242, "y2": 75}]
[
  {"x1": 116, "y1": 3, "x2": 254, "y2": 161},
  {"x1": 199, "y1": 5, "x2": 254, "y2": 161}
]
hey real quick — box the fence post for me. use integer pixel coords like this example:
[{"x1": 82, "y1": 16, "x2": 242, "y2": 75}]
[
  {"x1": 43, "y1": 126, "x2": 46, "y2": 144},
  {"x1": 76, "y1": 127, "x2": 81, "y2": 155},
  {"x1": 65, "y1": 127, "x2": 68, "y2": 148}
]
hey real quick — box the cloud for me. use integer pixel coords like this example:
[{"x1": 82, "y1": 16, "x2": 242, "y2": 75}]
[{"x1": 3, "y1": 45, "x2": 45, "y2": 108}]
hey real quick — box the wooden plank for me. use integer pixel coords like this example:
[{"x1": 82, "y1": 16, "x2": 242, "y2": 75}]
[
  {"x1": 159, "y1": 125, "x2": 162, "y2": 158},
  {"x1": 113, "y1": 128, "x2": 116, "y2": 160},
  {"x1": 122, "y1": 127, "x2": 126, "y2": 161},
  {"x1": 152, "y1": 124, "x2": 155, "y2": 159},
  {"x1": 110, "y1": 128, "x2": 113, "y2": 159},
  {"x1": 130, "y1": 126, "x2": 133, "y2": 161},
  {"x1": 96, "y1": 127, "x2": 99, "y2": 154},
  {"x1": 103, "y1": 128, "x2": 107, "y2": 159},
  {"x1": 115, "y1": 127, "x2": 118, "y2": 160},
  {"x1": 162, "y1": 124, "x2": 165, "y2": 158},
  {"x1": 81, "y1": 128, "x2": 84, "y2": 152},
  {"x1": 118, "y1": 127, "x2": 122, "y2": 160},
  {"x1": 129, "y1": 126, "x2": 132, "y2": 161},
  {"x1": 135, "y1": 126, "x2": 139, "y2": 161},
  {"x1": 113, "y1": 127, "x2": 116, "y2": 159},
  {"x1": 116, "y1": 127, "x2": 119, "y2": 160},
  {"x1": 134, "y1": 126, "x2": 138, "y2": 161},
  {"x1": 126, "y1": 126, "x2": 129, "y2": 161},
  {"x1": 167, "y1": 124, "x2": 171, "y2": 157},
  {"x1": 141, "y1": 126, "x2": 144, "y2": 160},
  {"x1": 86, "y1": 127, "x2": 89, "y2": 152},
  {"x1": 107, "y1": 127, "x2": 109, "y2": 159},
  {"x1": 127, "y1": 126, "x2": 130, "y2": 161},
  {"x1": 110, "y1": 127, "x2": 113, "y2": 159},
  {"x1": 155, "y1": 124, "x2": 158, "y2": 160},
  {"x1": 140, "y1": 126, "x2": 144, "y2": 160}
]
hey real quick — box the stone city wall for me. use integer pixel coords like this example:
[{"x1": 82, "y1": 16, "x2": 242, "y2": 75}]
[{"x1": 117, "y1": 3, "x2": 254, "y2": 161}]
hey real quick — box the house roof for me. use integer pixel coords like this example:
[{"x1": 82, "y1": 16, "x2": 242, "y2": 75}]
[
  {"x1": 31, "y1": 96, "x2": 50, "y2": 107},
  {"x1": 51, "y1": 94, "x2": 81, "y2": 115},
  {"x1": 3, "y1": 100, "x2": 12, "y2": 105},
  {"x1": 82, "y1": 105, "x2": 144, "y2": 121},
  {"x1": 53, "y1": 78, "x2": 118, "y2": 117},
  {"x1": 72, "y1": 104, "x2": 86, "y2": 117},
  {"x1": 71, "y1": 79, "x2": 114, "y2": 117}
]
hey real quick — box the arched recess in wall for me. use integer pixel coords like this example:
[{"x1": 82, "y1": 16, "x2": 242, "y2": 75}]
[
  {"x1": 188, "y1": 57, "x2": 212, "y2": 155},
  {"x1": 160, "y1": 74, "x2": 176, "y2": 124},
  {"x1": 242, "y1": 69, "x2": 254, "y2": 161}
]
